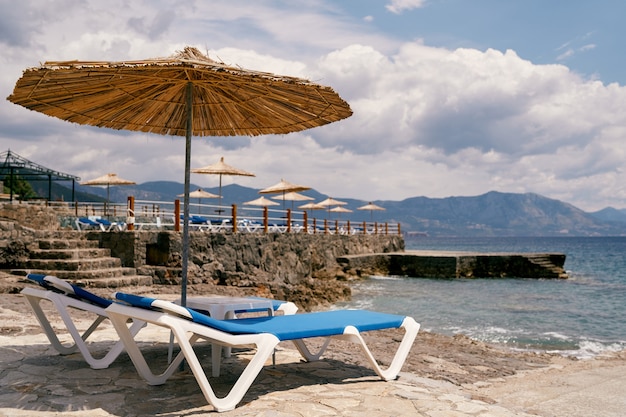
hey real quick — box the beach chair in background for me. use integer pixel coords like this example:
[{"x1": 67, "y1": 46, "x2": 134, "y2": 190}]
[
  {"x1": 75, "y1": 217, "x2": 103, "y2": 231},
  {"x1": 94, "y1": 217, "x2": 125, "y2": 231},
  {"x1": 106, "y1": 292, "x2": 420, "y2": 412},
  {"x1": 208, "y1": 218, "x2": 231, "y2": 232},
  {"x1": 20, "y1": 274, "x2": 146, "y2": 369}
]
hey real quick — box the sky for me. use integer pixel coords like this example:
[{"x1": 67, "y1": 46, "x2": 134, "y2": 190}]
[{"x1": 1, "y1": 0, "x2": 626, "y2": 211}]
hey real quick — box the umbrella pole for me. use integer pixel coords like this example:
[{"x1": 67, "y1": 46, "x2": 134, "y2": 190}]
[
  {"x1": 219, "y1": 174, "x2": 223, "y2": 213},
  {"x1": 181, "y1": 82, "x2": 193, "y2": 308}
]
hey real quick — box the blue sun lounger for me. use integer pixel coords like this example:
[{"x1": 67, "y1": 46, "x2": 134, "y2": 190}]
[
  {"x1": 106, "y1": 292, "x2": 420, "y2": 412},
  {"x1": 20, "y1": 274, "x2": 146, "y2": 369},
  {"x1": 21, "y1": 274, "x2": 298, "y2": 371}
]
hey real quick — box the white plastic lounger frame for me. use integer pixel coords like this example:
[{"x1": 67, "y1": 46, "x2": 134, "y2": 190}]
[
  {"x1": 106, "y1": 293, "x2": 419, "y2": 412},
  {"x1": 21, "y1": 274, "x2": 145, "y2": 369}
]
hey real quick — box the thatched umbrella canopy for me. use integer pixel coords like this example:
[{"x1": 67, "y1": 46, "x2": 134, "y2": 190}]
[
  {"x1": 259, "y1": 178, "x2": 311, "y2": 209},
  {"x1": 357, "y1": 201, "x2": 386, "y2": 221},
  {"x1": 191, "y1": 156, "x2": 255, "y2": 207},
  {"x1": 317, "y1": 197, "x2": 347, "y2": 218},
  {"x1": 330, "y1": 205, "x2": 353, "y2": 218},
  {"x1": 298, "y1": 201, "x2": 325, "y2": 218},
  {"x1": 243, "y1": 196, "x2": 280, "y2": 207},
  {"x1": 271, "y1": 191, "x2": 314, "y2": 210},
  {"x1": 7, "y1": 46, "x2": 352, "y2": 305},
  {"x1": 177, "y1": 188, "x2": 219, "y2": 214},
  {"x1": 80, "y1": 173, "x2": 136, "y2": 213}
]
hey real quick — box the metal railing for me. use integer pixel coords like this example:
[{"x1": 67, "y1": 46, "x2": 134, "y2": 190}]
[{"x1": 3, "y1": 198, "x2": 401, "y2": 235}]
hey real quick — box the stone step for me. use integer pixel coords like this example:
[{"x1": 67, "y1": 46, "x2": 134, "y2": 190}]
[
  {"x1": 73, "y1": 275, "x2": 154, "y2": 289},
  {"x1": 24, "y1": 257, "x2": 123, "y2": 271},
  {"x1": 14, "y1": 267, "x2": 144, "y2": 281},
  {"x1": 29, "y1": 248, "x2": 112, "y2": 260},
  {"x1": 37, "y1": 239, "x2": 100, "y2": 250}
]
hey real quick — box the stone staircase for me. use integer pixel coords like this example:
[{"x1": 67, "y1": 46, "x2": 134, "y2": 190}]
[
  {"x1": 14, "y1": 234, "x2": 153, "y2": 288},
  {"x1": 525, "y1": 254, "x2": 569, "y2": 279}
]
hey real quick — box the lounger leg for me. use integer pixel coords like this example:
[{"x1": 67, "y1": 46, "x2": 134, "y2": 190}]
[
  {"x1": 291, "y1": 337, "x2": 332, "y2": 361},
  {"x1": 335, "y1": 318, "x2": 420, "y2": 381},
  {"x1": 173, "y1": 326, "x2": 279, "y2": 412},
  {"x1": 23, "y1": 292, "x2": 147, "y2": 369},
  {"x1": 24, "y1": 294, "x2": 85, "y2": 355}
]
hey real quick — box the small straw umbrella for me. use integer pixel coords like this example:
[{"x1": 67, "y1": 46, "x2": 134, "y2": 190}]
[
  {"x1": 357, "y1": 202, "x2": 386, "y2": 221},
  {"x1": 7, "y1": 46, "x2": 352, "y2": 307},
  {"x1": 80, "y1": 173, "x2": 136, "y2": 216},
  {"x1": 191, "y1": 156, "x2": 255, "y2": 212},
  {"x1": 243, "y1": 196, "x2": 280, "y2": 207},
  {"x1": 271, "y1": 191, "x2": 314, "y2": 210},
  {"x1": 177, "y1": 188, "x2": 219, "y2": 214},
  {"x1": 259, "y1": 179, "x2": 311, "y2": 210},
  {"x1": 330, "y1": 205, "x2": 353, "y2": 218},
  {"x1": 317, "y1": 197, "x2": 347, "y2": 218},
  {"x1": 298, "y1": 202, "x2": 325, "y2": 219}
]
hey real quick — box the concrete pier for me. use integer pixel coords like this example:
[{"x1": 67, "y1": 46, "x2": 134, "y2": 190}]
[{"x1": 338, "y1": 250, "x2": 568, "y2": 279}]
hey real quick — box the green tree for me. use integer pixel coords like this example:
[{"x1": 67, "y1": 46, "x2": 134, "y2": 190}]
[{"x1": 3, "y1": 174, "x2": 37, "y2": 200}]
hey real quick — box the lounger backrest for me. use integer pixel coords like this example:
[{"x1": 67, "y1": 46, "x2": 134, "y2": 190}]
[
  {"x1": 26, "y1": 273, "x2": 112, "y2": 308},
  {"x1": 114, "y1": 292, "x2": 253, "y2": 334},
  {"x1": 113, "y1": 292, "x2": 407, "y2": 341}
]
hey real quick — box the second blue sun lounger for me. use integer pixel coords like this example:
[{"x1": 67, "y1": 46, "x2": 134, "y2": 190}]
[
  {"x1": 106, "y1": 292, "x2": 420, "y2": 412},
  {"x1": 21, "y1": 274, "x2": 146, "y2": 369}
]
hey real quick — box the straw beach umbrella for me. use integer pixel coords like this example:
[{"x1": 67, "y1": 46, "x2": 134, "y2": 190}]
[
  {"x1": 317, "y1": 197, "x2": 347, "y2": 218},
  {"x1": 357, "y1": 202, "x2": 386, "y2": 221},
  {"x1": 271, "y1": 191, "x2": 314, "y2": 210},
  {"x1": 80, "y1": 173, "x2": 135, "y2": 215},
  {"x1": 243, "y1": 196, "x2": 280, "y2": 207},
  {"x1": 191, "y1": 156, "x2": 255, "y2": 211},
  {"x1": 330, "y1": 205, "x2": 353, "y2": 218},
  {"x1": 177, "y1": 188, "x2": 219, "y2": 214},
  {"x1": 259, "y1": 179, "x2": 311, "y2": 209},
  {"x1": 298, "y1": 201, "x2": 325, "y2": 218},
  {"x1": 7, "y1": 46, "x2": 352, "y2": 306}
]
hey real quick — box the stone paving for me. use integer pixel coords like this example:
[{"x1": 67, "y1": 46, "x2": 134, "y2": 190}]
[
  {"x1": 2, "y1": 293, "x2": 626, "y2": 417},
  {"x1": 1, "y1": 324, "x2": 539, "y2": 417}
]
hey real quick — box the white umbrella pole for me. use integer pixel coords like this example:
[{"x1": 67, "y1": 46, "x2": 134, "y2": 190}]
[{"x1": 181, "y1": 82, "x2": 193, "y2": 308}]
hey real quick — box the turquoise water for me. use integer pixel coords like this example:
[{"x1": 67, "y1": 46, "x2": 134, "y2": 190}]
[{"x1": 333, "y1": 237, "x2": 626, "y2": 358}]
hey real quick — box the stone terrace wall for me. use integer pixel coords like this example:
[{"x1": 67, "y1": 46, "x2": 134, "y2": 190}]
[
  {"x1": 96, "y1": 231, "x2": 404, "y2": 309},
  {"x1": 0, "y1": 202, "x2": 62, "y2": 231}
]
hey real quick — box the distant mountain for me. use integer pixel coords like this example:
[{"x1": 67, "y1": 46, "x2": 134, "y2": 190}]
[
  {"x1": 382, "y1": 191, "x2": 626, "y2": 236},
  {"x1": 22, "y1": 180, "x2": 626, "y2": 236},
  {"x1": 589, "y1": 207, "x2": 626, "y2": 223}
]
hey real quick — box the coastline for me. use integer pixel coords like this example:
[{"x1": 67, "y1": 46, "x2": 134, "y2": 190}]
[{"x1": 2, "y1": 287, "x2": 626, "y2": 416}]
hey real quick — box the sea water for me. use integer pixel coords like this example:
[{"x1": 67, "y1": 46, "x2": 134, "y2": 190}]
[{"x1": 333, "y1": 236, "x2": 626, "y2": 358}]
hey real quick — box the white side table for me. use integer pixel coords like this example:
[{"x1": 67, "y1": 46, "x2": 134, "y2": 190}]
[{"x1": 170, "y1": 296, "x2": 274, "y2": 377}]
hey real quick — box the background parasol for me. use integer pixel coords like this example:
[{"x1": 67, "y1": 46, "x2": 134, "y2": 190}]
[
  {"x1": 243, "y1": 196, "x2": 280, "y2": 207},
  {"x1": 191, "y1": 156, "x2": 255, "y2": 211},
  {"x1": 271, "y1": 191, "x2": 314, "y2": 210},
  {"x1": 317, "y1": 197, "x2": 347, "y2": 218},
  {"x1": 330, "y1": 205, "x2": 353, "y2": 218},
  {"x1": 177, "y1": 188, "x2": 219, "y2": 214},
  {"x1": 7, "y1": 46, "x2": 352, "y2": 306},
  {"x1": 357, "y1": 202, "x2": 386, "y2": 221},
  {"x1": 80, "y1": 173, "x2": 136, "y2": 215},
  {"x1": 259, "y1": 178, "x2": 311, "y2": 210},
  {"x1": 299, "y1": 201, "x2": 325, "y2": 217}
]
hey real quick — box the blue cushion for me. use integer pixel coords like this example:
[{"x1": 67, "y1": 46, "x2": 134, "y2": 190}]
[
  {"x1": 27, "y1": 273, "x2": 53, "y2": 288},
  {"x1": 114, "y1": 292, "x2": 405, "y2": 341},
  {"x1": 27, "y1": 273, "x2": 111, "y2": 308}
]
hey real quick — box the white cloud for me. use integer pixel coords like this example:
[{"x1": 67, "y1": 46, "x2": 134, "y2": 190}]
[
  {"x1": 385, "y1": 0, "x2": 426, "y2": 14},
  {"x1": 3, "y1": 0, "x2": 626, "y2": 212}
]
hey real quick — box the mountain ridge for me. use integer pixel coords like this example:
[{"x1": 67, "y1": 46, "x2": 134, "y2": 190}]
[{"x1": 27, "y1": 180, "x2": 626, "y2": 237}]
